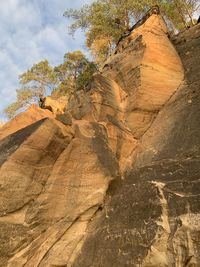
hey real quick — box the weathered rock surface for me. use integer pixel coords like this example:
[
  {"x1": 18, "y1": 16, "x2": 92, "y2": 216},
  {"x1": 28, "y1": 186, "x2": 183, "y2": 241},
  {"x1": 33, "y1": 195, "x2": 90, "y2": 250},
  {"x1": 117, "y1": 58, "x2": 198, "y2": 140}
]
[
  {"x1": 44, "y1": 96, "x2": 68, "y2": 114},
  {"x1": 73, "y1": 23, "x2": 200, "y2": 267},
  {"x1": 0, "y1": 15, "x2": 200, "y2": 267},
  {"x1": 0, "y1": 105, "x2": 55, "y2": 140}
]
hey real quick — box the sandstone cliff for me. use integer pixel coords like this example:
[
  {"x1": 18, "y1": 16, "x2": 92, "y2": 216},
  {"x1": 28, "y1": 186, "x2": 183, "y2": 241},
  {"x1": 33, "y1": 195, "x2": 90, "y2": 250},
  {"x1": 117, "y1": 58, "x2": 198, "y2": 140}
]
[{"x1": 0, "y1": 14, "x2": 199, "y2": 267}]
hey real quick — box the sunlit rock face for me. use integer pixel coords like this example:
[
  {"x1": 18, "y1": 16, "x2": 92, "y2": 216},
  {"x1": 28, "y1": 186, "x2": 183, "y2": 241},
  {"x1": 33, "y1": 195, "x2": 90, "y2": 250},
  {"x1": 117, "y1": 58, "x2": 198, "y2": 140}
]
[
  {"x1": 0, "y1": 15, "x2": 200, "y2": 267},
  {"x1": 73, "y1": 23, "x2": 200, "y2": 267},
  {"x1": 0, "y1": 105, "x2": 55, "y2": 141},
  {"x1": 102, "y1": 14, "x2": 184, "y2": 138},
  {"x1": 44, "y1": 95, "x2": 68, "y2": 114}
]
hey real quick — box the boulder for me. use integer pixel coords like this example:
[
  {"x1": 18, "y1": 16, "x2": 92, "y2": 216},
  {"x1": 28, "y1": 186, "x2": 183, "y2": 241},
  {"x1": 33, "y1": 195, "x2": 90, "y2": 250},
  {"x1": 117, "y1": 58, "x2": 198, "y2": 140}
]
[{"x1": 43, "y1": 96, "x2": 68, "y2": 114}]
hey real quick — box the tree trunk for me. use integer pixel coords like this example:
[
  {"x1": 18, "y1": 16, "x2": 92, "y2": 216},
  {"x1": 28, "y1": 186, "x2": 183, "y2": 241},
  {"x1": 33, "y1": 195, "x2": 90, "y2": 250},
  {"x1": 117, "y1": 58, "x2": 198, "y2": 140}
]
[
  {"x1": 41, "y1": 80, "x2": 45, "y2": 98},
  {"x1": 124, "y1": 8, "x2": 130, "y2": 31},
  {"x1": 174, "y1": 0, "x2": 189, "y2": 28},
  {"x1": 183, "y1": 1, "x2": 195, "y2": 25}
]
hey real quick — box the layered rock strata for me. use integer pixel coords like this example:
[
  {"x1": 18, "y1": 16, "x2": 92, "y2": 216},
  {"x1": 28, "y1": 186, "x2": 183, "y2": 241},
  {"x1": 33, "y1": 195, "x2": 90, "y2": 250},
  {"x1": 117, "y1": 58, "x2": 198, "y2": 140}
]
[
  {"x1": 0, "y1": 15, "x2": 199, "y2": 267},
  {"x1": 73, "y1": 23, "x2": 200, "y2": 267}
]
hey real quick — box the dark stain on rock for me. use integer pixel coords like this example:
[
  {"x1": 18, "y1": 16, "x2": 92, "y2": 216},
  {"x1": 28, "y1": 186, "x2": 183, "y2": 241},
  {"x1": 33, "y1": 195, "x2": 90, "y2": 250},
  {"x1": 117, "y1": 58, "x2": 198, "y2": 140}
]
[
  {"x1": 0, "y1": 118, "x2": 47, "y2": 166},
  {"x1": 73, "y1": 169, "x2": 161, "y2": 267},
  {"x1": 91, "y1": 122, "x2": 119, "y2": 177}
]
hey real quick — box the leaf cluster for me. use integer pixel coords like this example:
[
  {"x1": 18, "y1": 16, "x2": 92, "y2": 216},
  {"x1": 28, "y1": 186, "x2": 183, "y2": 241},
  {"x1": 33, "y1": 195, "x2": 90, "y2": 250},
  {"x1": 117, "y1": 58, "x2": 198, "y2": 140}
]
[
  {"x1": 4, "y1": 60, "x2": 57, "y2": 119},
  {"x1": 4, "y1": 88, "x2": 37, "y2": 119},
  {"x1": 19, "y1": 60, "x2": 57, "y2": 95},
  {"x1": 4, "y1": 53, "x2": 97, "y2": 119},
  {"x1": 64, "y1": 0, "x2": 200, "y2": 63},
  {"x1": 52, "y1": 51, "x2": 97, "y2": 97}
]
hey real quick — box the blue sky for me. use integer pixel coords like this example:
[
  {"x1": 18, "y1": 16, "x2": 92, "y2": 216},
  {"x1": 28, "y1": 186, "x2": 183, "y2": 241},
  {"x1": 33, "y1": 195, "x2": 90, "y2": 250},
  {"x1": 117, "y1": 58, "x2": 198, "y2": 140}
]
[{"x1": 0, "y1": 0, "x2": 92, "y2": 121}]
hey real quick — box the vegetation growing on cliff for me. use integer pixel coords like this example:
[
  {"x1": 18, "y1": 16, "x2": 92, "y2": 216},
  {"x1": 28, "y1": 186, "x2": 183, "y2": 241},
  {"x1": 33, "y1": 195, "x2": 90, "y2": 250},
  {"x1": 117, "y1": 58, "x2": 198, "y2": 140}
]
[
  {"x1": 53, "y1": 51, "x2": 97, "y2": 97},
  {"x1": 19, "y1": 60, "x2": 57, "y2": 98},
  {"x1": 64, "y1": 0, "x2": 199, "y2": 62},
  {"x1": 4, "y1": 60, "x2": 56, "y2": 119},
  {"x1": 3, "y1": 0, "x2": 199, "y2": 119},
  {"x1": 4, "y1": 52, "x2": 96, "y2": 119}
]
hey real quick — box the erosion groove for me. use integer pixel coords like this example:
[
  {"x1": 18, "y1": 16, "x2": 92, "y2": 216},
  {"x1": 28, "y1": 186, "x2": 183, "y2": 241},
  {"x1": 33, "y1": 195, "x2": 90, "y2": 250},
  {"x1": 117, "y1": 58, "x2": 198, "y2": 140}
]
[{"x1": 0, "y1": 14, "x2": 200, "y2": 267}]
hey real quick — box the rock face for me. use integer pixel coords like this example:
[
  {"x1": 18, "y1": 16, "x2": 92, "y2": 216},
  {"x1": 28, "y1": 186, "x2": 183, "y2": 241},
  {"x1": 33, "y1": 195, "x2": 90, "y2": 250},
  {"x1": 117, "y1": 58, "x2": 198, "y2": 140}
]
[
  {"x1": 44, "y1": 96, "x2": 68, "y2": 114},
  {"x1": 0, "y1": 105, "x2": 55, "y2": 140},
  {"x1": 0, "y1": 15, "x2": 200, "y2": 267}
]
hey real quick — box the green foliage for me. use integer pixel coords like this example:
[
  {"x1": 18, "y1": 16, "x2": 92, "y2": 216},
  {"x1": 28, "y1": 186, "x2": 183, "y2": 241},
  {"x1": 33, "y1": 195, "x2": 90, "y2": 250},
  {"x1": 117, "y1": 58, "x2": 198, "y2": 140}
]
[
  {"x1": 63, "y1": 51, "x2": 88, "y2": 83},
  {"x1": 4, "y1": 1, "x2": 200, "y2": 120},
  {"x1": 4, "y1": 60, "x2": 57, "y2": 119},
  {"x1": 4, "y1": 102, "x2": 21, "y2": 120},
  {"x1": 165, "y1": 0, "x2": 200, "y2": 28},
  {"x1": 4, "y1": 88, "x2": 36, "y2": 119},
  {"x1": 4, "y1": 52, "x2": 96, "y2": 119},
  {"x1": 64, "y1": 0, "x2": 199, "y2": 62},
  {"x1": 52, "y1": 51, "x2": 97, "y2": 97},
  {"x1": 77, "y1": 61, "x2": 97, "y2": 91},
  {"x1": 54, "y1": 62, "x2": 70, "y2": 82},
  {"x1": 19, "y1": 59, "x2": 57, "y2": 97},
  {"x1": 64, "y1": 0, "x2": 155, "y2": 62},
  {"x1": 64, "y1": 0, "x2": 134, "y2": 62},
  {"x1": 158, "y1": 0, "x2": 198, "y2": 30},
  {"x1": 51, "y1": 78, "x2": 74, "y2": 97},
  {"x1": 64, "y1": 0, "x2": 146, "y2": 41}
]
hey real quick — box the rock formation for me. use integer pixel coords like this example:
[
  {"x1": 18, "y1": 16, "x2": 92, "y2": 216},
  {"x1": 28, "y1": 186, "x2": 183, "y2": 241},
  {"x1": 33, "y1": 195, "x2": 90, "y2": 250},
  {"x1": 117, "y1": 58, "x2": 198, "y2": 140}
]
[
  {"x1": 44, "y1": 96, "x2": 68, "y2": 114},
  {"x1": 0, "y1": 14, "x2": 200, "y2": 267}
]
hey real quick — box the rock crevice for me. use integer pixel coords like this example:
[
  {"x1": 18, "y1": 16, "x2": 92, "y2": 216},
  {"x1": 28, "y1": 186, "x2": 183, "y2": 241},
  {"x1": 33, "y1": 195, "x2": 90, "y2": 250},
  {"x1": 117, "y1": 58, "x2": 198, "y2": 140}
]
[{"x1": 0, "y1": 15, "x2": 200, "y2": 267}]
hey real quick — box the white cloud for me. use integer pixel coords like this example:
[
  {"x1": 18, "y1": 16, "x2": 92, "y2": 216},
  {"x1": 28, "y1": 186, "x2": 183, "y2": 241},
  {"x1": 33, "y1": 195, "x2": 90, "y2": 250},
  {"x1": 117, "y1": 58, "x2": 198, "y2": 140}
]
[{"x1": 0, "y1": 0, "x2": 91, "y2": 120}]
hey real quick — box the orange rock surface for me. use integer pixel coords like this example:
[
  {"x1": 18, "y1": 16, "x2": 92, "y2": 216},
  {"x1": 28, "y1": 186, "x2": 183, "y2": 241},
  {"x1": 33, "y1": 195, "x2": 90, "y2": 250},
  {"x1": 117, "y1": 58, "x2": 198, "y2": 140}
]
[{"x1": 0, "y1": 15, "x2": 200, "y2": 267}]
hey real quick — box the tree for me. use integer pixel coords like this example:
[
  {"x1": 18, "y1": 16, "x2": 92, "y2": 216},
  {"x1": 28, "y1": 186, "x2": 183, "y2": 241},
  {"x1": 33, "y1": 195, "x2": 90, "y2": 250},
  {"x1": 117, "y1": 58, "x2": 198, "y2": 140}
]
[
  {"x1": 76, "y1": 61, "x2": 97, "y2": 91},
  {"x1": 19, "y1": 59, "x2": 57, "y2": 98},
  {"x1": 166, "y1": 0, "x2": 200, "y2": 27},
  {"x1": 4, "y1": 88, "x2": 36, "y2": 119},
  {"x1": 89, "y1": 35, "x2": 113, "y2": 64},
  {"x1": 52, "y1": 51, "x2": 97, "y2": 97},
  {"x1": 54, "y1": 62, "x2": 70, "y2": 83},
  {"x1": 64, "y1": 0, "x2": 199, "y2": 62},
  {"x1": 52, "y1": 62, "x2": 74, "y2": 97},
  {"x1": 63, "y1": 51, "x2": 89, "y2": 88},
  {"x1": 4, "y1": 60, "x2": 57, "y2": 119},
  {"x1": 63, "y1": 51, "x2": 97, "y2": 91},
  {"x1": 64, "y1": 0, "x2": 139, "y2": 62},
  {"x1": 64, "y1": 0, "x2": 160, "y2": 62}
]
